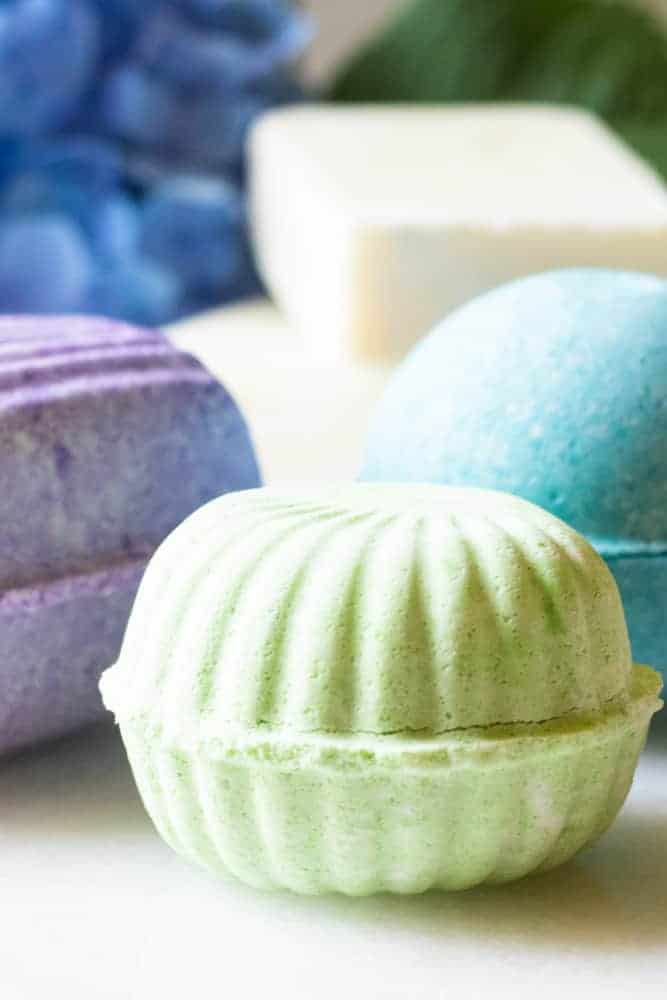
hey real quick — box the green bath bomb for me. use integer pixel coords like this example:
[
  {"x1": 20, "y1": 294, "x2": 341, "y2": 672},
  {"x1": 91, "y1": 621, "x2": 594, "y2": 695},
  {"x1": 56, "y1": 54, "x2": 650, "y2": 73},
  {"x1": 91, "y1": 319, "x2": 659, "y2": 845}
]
[{"x1": 101, "y1": 485, "x2": 662, "y2": 895}]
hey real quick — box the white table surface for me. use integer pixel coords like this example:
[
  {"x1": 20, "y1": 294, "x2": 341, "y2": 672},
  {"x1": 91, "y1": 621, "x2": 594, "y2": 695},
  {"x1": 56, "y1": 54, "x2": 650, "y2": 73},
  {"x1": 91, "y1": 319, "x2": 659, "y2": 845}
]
[{"x1": 1, "y1": 302, "x2": 665, "y2": 1000}]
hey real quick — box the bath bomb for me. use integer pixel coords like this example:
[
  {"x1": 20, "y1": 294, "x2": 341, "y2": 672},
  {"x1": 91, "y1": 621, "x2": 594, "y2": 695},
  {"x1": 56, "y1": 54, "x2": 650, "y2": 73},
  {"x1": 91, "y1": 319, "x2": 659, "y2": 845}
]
[
  {"x1": 362, "y1": 269, "x2": 667, "y2": 673},
  {"x1": 0, "y1": 315, "x2": 260, "y2": 755},
  {"x1": 100, "y1": 484, "x2": 661, "y2": 895},
  {"x1": 250, "y1": 104, "x2": 667, "y2": 361}
]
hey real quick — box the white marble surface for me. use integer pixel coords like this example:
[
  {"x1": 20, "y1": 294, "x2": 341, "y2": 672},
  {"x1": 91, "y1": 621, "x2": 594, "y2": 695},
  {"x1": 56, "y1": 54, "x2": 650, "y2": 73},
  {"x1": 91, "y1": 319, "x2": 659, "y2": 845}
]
[{"x1": 1, "y1": 303, "x2": 665, "y2": 1000}]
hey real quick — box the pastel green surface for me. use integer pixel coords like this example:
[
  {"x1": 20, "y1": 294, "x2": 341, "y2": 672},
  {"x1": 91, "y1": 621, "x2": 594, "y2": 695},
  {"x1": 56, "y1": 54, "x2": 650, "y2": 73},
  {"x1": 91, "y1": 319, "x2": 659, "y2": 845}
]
[{"x1": 101, "y1": 485, "x2": 662, "y2": 894}]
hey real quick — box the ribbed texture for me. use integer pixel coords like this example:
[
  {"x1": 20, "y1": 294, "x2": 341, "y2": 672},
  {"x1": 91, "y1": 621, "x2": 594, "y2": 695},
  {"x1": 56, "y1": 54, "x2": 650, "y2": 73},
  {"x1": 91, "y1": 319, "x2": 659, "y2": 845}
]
[
  {"x1": 0, "y1": 314, "x2": 260, "y2": 592},
  {"x1": 120, "y1": 691, "x2": 654, "y2": 894},
  {"x1": 106, "y1": 484, "x2": 633, "y2": 736},
  {"x1": 0, "y1": 345, "x2": 194, "y2": 387},
  {"x1": 0, "y1": 316, "x2": 209, "y2": 409},
  {"x1": 0, "y1": 315, "x2": 162, "y2": 364},
  {"x1": 0, "y1": 314, "x2": 157, "y2": 345}
]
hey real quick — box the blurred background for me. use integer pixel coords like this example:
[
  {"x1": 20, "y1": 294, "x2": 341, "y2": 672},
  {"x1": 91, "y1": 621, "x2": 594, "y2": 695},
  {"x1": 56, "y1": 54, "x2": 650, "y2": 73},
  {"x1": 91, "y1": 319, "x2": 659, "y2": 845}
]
[
  {"x1": 3, "y1": 9, "x2": 667, "y2": 999},
  {"x1": 0, "y1": 0, "x2": 666, "y2": 329}
]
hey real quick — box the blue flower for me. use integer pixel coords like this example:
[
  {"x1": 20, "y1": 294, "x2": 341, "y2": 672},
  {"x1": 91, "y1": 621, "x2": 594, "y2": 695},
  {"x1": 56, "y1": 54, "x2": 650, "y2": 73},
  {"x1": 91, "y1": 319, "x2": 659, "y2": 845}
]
[
  {"x1": 0, "y1": 214, "x2": 92, "y2": 311},
  {"x1": 0, "y1": 0, "x2": 99, "y2": 134},
  {"x1": 0, "y1": 0, "x2": 309, "y2": 323},
  {"x1": 140, "y1": 175, "x2": 245, "y2": 294}
]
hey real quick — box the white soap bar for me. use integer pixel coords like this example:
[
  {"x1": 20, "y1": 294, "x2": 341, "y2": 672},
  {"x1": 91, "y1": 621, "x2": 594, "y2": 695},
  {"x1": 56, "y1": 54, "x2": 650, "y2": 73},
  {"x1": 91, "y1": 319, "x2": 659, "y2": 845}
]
[{"x1": 250, "y1": 104, "x2": 667, "y2": 360}]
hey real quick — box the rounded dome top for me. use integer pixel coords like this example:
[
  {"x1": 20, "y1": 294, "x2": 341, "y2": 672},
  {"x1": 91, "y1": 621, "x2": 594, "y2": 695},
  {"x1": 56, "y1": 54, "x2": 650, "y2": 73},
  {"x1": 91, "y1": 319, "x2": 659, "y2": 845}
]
[
  {"x1": 362, "y1": 270, "x2": 667, "y2": 552},
  {"x1": 101, "y1": 484, "x2": 632, "y2": 739}
]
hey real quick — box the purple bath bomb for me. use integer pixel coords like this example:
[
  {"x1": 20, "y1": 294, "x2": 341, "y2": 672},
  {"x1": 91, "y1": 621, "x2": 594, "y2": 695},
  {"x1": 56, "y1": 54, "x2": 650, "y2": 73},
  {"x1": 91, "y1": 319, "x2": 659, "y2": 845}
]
[{"x1": 0, "y1": 314, "x2": 260, "y2": 754}]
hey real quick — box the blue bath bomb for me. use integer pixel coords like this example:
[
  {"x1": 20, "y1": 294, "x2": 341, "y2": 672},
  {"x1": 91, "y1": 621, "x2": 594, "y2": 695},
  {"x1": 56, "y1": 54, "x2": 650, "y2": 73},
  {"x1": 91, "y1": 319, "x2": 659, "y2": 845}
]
[{"x1": 362, "y1": 269, "x2": 667, "y2": 672}]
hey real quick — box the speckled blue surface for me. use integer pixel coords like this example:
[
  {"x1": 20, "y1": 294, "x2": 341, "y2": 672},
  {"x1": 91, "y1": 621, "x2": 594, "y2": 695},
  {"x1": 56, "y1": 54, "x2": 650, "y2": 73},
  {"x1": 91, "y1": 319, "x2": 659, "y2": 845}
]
[{"x1": 362, "y1": 269, "x2": 667, "y2": 673}]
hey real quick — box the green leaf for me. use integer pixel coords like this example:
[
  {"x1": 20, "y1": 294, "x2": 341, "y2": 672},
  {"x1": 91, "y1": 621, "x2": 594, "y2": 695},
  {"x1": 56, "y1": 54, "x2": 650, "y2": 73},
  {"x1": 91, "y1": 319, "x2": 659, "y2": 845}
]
[
  {"x1": 331, "y1": 0, "x2": 667, "y2": 122},
  {"x1": 511, "y1": 6, "x2": 667, "y2": 119},
  {"x1": 332, "y1": 0, "x2": 578, "y2": 103},
  {"x1": 614, "y1": 119, "x2": 667, "y2": 179}
]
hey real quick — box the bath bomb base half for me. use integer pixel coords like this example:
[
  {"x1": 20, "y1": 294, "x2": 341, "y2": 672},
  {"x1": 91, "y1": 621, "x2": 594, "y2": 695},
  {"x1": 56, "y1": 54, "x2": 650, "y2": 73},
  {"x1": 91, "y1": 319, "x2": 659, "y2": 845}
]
[
  {"x1": 0, "y1": 560, "x2": 145, "y2": 755},
  {"x1": 110, "y1": 667, "x2": 659, "y2": 895}
]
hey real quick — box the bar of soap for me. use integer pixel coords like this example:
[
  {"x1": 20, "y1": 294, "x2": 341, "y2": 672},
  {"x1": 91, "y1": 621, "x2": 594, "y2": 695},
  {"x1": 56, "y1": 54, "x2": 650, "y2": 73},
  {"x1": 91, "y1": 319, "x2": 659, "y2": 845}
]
[
  {"x1": 250, "y1": 104, "x2": 667, "y2": 360},
  {"x1": 362, "y1": 268, "x2": 667, "y2": 674},
  {"x1": 0, "y1": 315, "x2": 260, "y2": 754},
  {"x1": 101, "y1": 484, "x2": 662, "y2": 895}
]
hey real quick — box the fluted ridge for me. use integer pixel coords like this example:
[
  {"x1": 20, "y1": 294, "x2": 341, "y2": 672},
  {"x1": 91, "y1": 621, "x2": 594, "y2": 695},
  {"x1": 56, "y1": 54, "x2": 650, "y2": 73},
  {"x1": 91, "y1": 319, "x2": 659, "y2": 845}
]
[{"x1": 105, "y1": 485, "x2": 633, "y2": 737}]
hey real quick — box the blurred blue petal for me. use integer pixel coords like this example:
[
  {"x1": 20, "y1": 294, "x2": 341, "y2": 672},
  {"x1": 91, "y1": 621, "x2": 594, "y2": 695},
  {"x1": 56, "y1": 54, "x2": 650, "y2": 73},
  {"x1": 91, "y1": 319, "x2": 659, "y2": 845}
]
[
  {"x1": 0, "y1": 137, "x2": 24, "y2": 183},
  {"x1": 100, "y1": 66, "x2": 174, "y2": 145},
  {"x1": 135, "y1": 2, "x2": 312, "y2": 89},
  {"x1": 136, "y1": 11, "x2": 264, "y2": 90},
  {"x1": 1, "y1": 170, "x2": 66, "y2": 214},
  {"x1": 87, "y1": 256, "x2": 183, "y2": 326},
  {"x1": 123, "y1": 151, "x2": 186, "y2": 190},
  {"x1": 0, "y1": 136, "x2": 123, "y2": 240},
  {"x1": 86, "y1": 193, "x2": 139, "y2": 261},
  {"x1": 29, "y1": 136, "x2": 122, "y2": 192},
  {"x1": 140, "y1": 174, "x2": 245, "y2": 293},
  {"x1": 174, "y1": 262, "x2": 262, "y2": 319},
  {"x1": 0, "y1": 214, "x2": 92, "y2": 310},
  {"x1": 166, "y1": 93, "x2": 267, "y2": 171},
  {"x1": 207, "y1": 0, "x2": 314, "y2": 74},
  {"x1": 0, "y1": 0, "x2": 99, "y2": 134},
  {"x1": 183, "y1": 0, "x2": 312, "y2": 46},
  {"x1": 88, "y1": 0, "x2": 161, "y2": 63}
]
